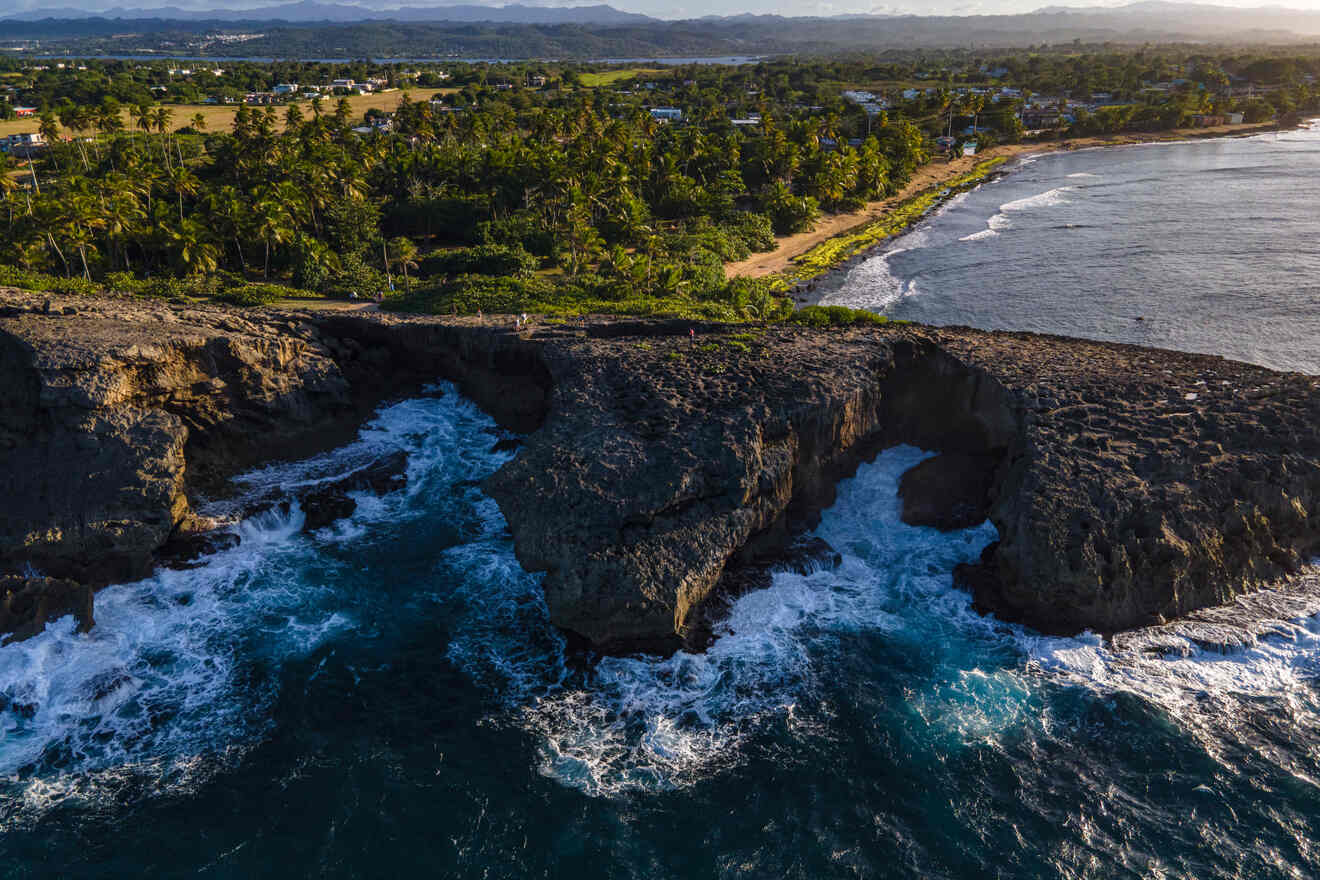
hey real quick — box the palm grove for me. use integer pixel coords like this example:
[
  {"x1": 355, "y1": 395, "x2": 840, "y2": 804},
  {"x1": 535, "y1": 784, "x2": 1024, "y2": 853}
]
[
  {"x1": 0, "y1": 70, "x2": 929, "y2": 319},
  {"x1": 1, "y1": 50, "x2": 1316, "y2": 317}
]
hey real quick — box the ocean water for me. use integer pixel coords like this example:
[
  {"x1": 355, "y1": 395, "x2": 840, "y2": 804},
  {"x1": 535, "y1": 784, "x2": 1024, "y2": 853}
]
[
  {"x1": 3, "y1": 381, "x2": 1320, "y2": 878},
  {"x1": 823, "y1": 121, "x2": 1320, "y2": 376}
]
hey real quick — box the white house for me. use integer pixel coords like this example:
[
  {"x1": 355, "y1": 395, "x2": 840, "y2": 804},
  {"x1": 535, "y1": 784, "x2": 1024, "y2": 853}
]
[
  {"x1": 649, "y1": 107, "x2": 682, "y2": 122},
  {"x1": 273, "y1": 83, "x2": 299, "y2": 95}
]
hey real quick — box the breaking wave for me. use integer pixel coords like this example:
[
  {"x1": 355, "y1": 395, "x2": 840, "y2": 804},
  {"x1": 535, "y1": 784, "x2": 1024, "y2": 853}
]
[{"x1": 1000, "y1": 185, "x2": 1075, "y2": 212}]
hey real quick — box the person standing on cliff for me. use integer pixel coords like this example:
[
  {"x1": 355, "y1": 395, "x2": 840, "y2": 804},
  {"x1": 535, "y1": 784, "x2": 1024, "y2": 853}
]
[{"x1": 689, "y1": 327, "x2": 696, "y2": 346}]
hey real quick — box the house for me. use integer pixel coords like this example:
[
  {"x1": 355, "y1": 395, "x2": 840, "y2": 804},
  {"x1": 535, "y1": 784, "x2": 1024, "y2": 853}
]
[
  {"x1": 0, "y1": 132, "x2": 46, "y2": 156},
  {"x1": 1021, "y1": 107, "x2": 1062, "y2": 129},
  {"x1": 1227, "y1": 112, "x2": 1245, "y2": 124},
  {"x1": 1189, "y1": 114, "x2": 1226, "y2": 127},
  {"x1": 649, "y1": 107, "x2": 682, "y2": 122},
  {"x1": 962, "y1": 141, "x2": 978, "y2": 156},
  {"x1": 13, "y1": 106, "x2": 36, "y2": 117},
  {"x1": 730, "y1": 115, "x2": 762, "y2": 127},
  {"x1": 273, "y1": 83, "x2": 299, "y2": 95},
  {"x1": 331, "y1": 78, "x2": 355, "y2": 90},
  {"x1": 528, "y1": 74, "x2": 547, "y2": 87}
]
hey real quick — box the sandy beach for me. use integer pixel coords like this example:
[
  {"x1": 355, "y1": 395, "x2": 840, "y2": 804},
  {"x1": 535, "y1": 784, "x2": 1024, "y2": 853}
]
[{"x1": 725, "y1": 121, "x2": 1282, "y2": 280}]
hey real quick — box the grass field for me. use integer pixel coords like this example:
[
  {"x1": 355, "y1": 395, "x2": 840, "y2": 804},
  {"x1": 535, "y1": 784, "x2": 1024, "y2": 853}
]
[
  {"x1": 0, "y1": 87, "x2": 455, "y2": 138},
  {"x1": 578, "y1": 68, "x2": 666, "y2": 88}
]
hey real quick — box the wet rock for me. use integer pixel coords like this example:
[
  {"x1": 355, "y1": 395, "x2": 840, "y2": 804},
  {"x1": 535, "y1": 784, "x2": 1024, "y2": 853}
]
[
  {"x1": 299, "y1": 450, "x2": 409, "y2": 532},
  {"x1": 899, "y1": 452, "x2": 999, "y2": 531},
  {"x1": 156, "y1": 528, "x2": 241, "y2": 570},
  {"x1": 0, "y1": 575, "x2": 94, "y2": 644},
  {"x1": 2, "y1": 287, "x2": 1317, "y2": 655}
]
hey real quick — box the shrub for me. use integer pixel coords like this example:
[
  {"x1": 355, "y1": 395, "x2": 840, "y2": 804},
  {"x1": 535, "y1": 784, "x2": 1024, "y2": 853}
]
[
  {"x1": 726, "y1": 211, "x2": 777, "y2": 253},
  {"x1": 322, "y1": 252, "x2": 389, "y2": 298},
  {"x1": 214, "y1": 283, "x2": 284, "y2": 307},
  {"x1": 418, "y1": 244, "x2": 538, "y2": 279},
  {"x1": 787, "y1": 305, "x2": 890, "y2": 328}
]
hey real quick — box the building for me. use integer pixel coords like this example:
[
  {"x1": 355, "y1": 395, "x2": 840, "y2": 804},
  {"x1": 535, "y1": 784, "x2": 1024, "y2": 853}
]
[
  {"x1": 1021, "y1": 107, "x2": 1062, "y2": 129},
  {"x1": 273, "y1": 83, "x2": 299, "y2": 95},
  {"x1": 13, "y1": 106, "x2": 36, "y2": 118},
  {"x1": 1189, "y1": 114, "x2": 1226, "y2": 127},
  {"x1": 0, "y1": 132, "x2": 46, "y2": 156},
  {"x1": 649, "y1": 107, "x2": 682, "y2": 122},
  {"x1": 1226, "y1": 112, "x2": 1245, "y2": 124},
  {"x1": 331, "y1": 78, "x2": 355, "y2": 90}
]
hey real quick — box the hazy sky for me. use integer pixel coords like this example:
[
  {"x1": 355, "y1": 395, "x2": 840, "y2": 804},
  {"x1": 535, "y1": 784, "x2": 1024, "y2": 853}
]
[
  {"x1": 18, "y1": 0, "x2": 1320, "y2": 19},
  {"x1": 629, "y1": 0, "x2": 1320, "y2": 16}
]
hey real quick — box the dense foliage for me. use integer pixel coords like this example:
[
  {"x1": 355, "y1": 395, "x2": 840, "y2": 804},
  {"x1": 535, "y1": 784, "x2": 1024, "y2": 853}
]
[
  {"x1": 0, "y1": 74, "x2": 930, "y2": 317},
  {"x1": 1, "y1": 49, "x2": 1317, "y2": 317}
]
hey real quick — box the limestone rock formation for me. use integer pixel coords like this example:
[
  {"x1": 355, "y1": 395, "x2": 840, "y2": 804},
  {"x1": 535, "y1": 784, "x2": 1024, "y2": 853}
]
[
  {"x1": 2, "y1": 288, "x2": 1318, "y2": 651},
  {"x1": 1, "y1": 575, "x2": 94, "y2": 644},
  {"x1": 899, "y1": 452, "x2": 999, "y2": 531}
]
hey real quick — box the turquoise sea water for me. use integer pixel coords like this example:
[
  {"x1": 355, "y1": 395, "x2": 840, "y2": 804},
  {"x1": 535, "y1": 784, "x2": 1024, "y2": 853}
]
[
  {"x1": 3, "y1": 383, "x2": 1319, "y2": 878},
  {"x1": 5, "y1": 128, "x2": 1320, "y2": 877},
  {"x1": 824, "y1": 121, "x2": 1320, "y2": 375}
]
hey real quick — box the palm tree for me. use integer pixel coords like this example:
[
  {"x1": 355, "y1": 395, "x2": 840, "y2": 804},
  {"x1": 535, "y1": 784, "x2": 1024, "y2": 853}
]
[
  {"x1": 166, "y1": 165, "x2": 200, "y2": 224},
  {"x1": 133, "y1": 104, "x2": 153, "y2": 148},
  {"x1": 191, "y1": 112, "x2": 207, "y2": 132},
  {"x1": 167, "y1": 218, "x2": 220, "y2": 276},
  {"x1": 38, "y1": 113, "x2": 61, "y2": 172},
  {"x1": 100, "y1": 188, "x2": 145, "y2": 270},
  {"x1": 386, "y1": 236, "x2": 418, "y2": 291},
  {"x1": 250, "y1": 197, "x2": 293, "y2": 279}
]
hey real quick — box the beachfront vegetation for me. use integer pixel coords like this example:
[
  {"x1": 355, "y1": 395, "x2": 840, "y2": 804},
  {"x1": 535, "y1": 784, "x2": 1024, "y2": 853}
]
[
  {"x1": 0, "y1": 49, "x2": 1318, "y2": 318},
  {"x1": 0, "y1": 64, "x2": 934, "y2": 319}
]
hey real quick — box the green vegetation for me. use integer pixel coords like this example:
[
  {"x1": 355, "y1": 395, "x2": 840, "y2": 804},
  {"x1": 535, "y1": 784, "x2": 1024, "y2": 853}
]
[
  {"x1": 1, "y1": 48, "x2": 1316, "y2": 322},
  {"x1": 576, "y1": 69, "x2": 665, "y2": 88},
  {"x1": 780, "y1": 158, "x2": 1007, "y2": 287},
  {"x1": 787, "y1": 305, "x2": 893, "y2": 327}
]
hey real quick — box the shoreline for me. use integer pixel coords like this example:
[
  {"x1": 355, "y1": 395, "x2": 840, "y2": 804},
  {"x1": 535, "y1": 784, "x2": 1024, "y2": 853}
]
[{"x1": 725, "y1": 120, "x2": 1292, "y2": 303}]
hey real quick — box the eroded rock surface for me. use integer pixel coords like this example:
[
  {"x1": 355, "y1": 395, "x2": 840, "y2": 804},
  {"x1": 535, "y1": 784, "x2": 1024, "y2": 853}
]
[
  {"x1": 2, "y1": 288, "x2": 1318, "y2": 652},
  {"x1": 1, "y1": 575, "x2": 94, "y2": 644}
]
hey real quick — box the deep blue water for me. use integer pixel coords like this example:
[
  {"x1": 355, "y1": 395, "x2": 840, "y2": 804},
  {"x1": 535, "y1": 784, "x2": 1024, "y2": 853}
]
[
  {"x1": 824, "y1": 121, "x2": 1320, "y2": 376},
  {"x1": 3, "y1": 382, "x2": 1320, "y2": 878}
]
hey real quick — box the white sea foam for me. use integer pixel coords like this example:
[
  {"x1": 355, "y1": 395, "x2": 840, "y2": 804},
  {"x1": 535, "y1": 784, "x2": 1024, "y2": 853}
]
[
  {"x1": 0, "y1": 383, "x2": 500, "y2": 826},
  {"x1": 960, "y1": 229, "x2": 999, "y2": 242},
  {"x1": 820, "y1": 243, "x2": 921, "y2": 312},
  {"x1": 1000, "y1": 186, "x2": 1075, "y2": 212},
  {"x1": 451, "y1": 446, "x2": 1007, "y2": 797},
  {"x1": 469, "y1": 443, "x2": 1320, "y2": 796},
  {"x1": 1067, "y1": 172, "x2": 1101, "y2": 179}
]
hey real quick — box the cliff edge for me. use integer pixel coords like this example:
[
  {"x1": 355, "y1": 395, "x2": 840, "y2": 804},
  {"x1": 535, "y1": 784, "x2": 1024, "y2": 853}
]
[{"x1": 2, "y1": 289, "x2": 1317, "y2": 652}]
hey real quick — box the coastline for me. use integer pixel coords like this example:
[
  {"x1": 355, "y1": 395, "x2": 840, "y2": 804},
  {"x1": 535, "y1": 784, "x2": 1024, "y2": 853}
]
[{"x1": 725, "y1": 120, "x2": 1289, "y2": 303}]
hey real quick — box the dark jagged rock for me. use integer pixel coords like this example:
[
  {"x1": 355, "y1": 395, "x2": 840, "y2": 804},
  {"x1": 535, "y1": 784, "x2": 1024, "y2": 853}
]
[
  {"x1": 1, "y1": 575, "x2": 94, "y2": 644},
  {"x1": 298, "y1": 449, "x2": 410, "y2": 531},
  {"x1": 1, "y1": 288, "x2": 1318, "y2": 651},
  {"x1": 156, "y1": 528, "x2": 242, "y2": 570},
  {"x1": 899, "y1": 452, "x2": 999, "y2": 531}
]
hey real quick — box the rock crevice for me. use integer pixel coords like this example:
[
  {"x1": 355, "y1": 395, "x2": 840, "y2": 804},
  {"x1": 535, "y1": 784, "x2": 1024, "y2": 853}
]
[{"x1": 2, "y1": 289, "x2": 1318, "y2": 653}]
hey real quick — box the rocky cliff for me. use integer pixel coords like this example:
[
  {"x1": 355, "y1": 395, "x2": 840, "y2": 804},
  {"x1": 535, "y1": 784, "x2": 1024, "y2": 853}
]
[{"x1": 2, "y1": 289, "x2": 1317, "y2": 651}]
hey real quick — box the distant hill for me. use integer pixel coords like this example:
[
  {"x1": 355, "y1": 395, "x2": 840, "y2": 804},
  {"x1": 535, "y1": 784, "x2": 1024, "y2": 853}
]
[
  {"x1": 0, "y1": 2, "x2": 656, "y2": 25},
  {"x1": 6, "y1": 1, "x2": 1320, "y2": 56}
]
